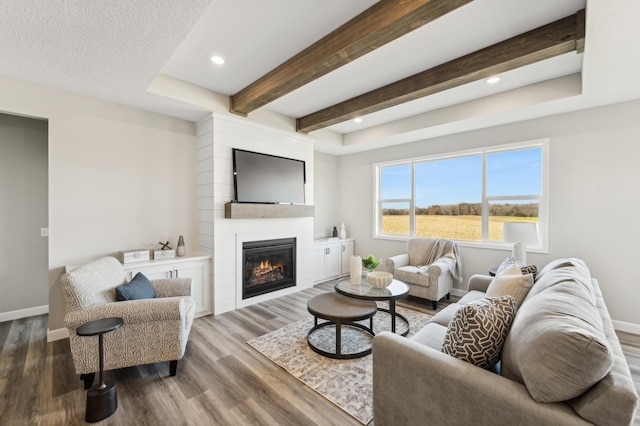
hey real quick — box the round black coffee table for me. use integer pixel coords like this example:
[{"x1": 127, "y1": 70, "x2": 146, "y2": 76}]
[
  {"x1": 307, "y1": 293, "x2": 377, "y2": 359},
  {"x1": 335, "y1": 277, "x2": 410, "y2": 336},
  {"x1": 76, "y1": 317, "x2": 124, "y2": 423}
]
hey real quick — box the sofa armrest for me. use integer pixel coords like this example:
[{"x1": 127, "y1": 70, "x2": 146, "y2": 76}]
[
  {"x1": 467, "y1": 274, "x2": 493, "y2": 293},
  {"x1": 64, "y1": 297, "x2": 189, "y2": 331},
  {"x1": 372, "y1": 332, "x2": 590, "y2": 426},
  {"x1": 151, "y1": 278, "x2": 192, "y2": 297},
  {"x1": 385, "y1": 254, "x2": 409, "y2": 271}
]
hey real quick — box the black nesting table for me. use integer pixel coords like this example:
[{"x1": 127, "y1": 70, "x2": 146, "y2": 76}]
[
  {"x1": 76, "y1": 317, "x2": 124, "y2": 423},
  {"x1": 307, "y1": 293, "x2": 377, "y2": 359}
]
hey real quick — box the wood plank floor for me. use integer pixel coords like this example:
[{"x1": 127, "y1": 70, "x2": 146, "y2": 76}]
[{"x1": 1, "y1": 282, "x2": 639, "y2": 425}]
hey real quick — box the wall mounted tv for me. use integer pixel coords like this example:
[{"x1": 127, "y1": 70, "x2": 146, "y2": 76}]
[{"x1": 232, "y1": 149, "x2": 306, "y2": 204}]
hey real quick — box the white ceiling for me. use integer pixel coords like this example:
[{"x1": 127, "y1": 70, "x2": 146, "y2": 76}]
[{"x1": 1, "y1": 0, "x2": 639, "y2": 155}]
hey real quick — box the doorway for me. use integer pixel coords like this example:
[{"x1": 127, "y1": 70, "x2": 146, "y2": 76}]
[{"x1": 0, "y1": 112, "x2": 49, "y2": 320}]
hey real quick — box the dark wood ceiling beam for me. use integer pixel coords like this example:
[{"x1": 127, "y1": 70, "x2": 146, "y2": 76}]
[
  {"x1": 230, "y1": 0, "x2": 474, "y2": 116},
  {"x1": 297, "y1": 10, "x2": 585, "y2": 133}
]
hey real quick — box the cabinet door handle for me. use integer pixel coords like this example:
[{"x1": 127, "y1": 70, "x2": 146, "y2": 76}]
[
  {"x1": 174, "y1": 269, "x2": 179, "y2": 278},
  {"x1": 342, "y1": 246, "x2": 345, "y2": 252}
]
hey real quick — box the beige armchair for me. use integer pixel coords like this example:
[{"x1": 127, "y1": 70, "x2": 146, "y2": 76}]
[
  {"x1": 384, "y1": 238, "x2": 461, "y2": 309},
  {"x1": 61, "y1": 256, "x2": 195, "y2": 389}
]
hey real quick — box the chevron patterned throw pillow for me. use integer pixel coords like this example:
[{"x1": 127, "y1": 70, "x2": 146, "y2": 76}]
[{"x1": 442, "y1": 296, "x2": 517, "y2": 368}]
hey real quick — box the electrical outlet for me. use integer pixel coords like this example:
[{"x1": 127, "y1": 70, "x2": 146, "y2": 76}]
[{"x1": 41, "y1": 227, "x2": 49, "y2": 237}]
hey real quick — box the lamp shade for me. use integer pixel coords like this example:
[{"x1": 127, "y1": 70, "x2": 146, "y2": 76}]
[{"x1": 502, "y1": 222, "x2": 538, "y2": 244}]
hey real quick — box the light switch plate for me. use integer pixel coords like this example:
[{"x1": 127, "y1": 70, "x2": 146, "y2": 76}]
[{"x1": 41, "y1": 227, "x2": 49, "y2": 237}]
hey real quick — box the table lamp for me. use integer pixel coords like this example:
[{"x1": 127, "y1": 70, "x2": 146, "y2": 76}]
[{"x1": 502, "y1": 222, "x2": 538, "y2": 265}]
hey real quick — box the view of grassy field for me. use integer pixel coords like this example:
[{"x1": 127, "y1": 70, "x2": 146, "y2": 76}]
[{"x1": 382, "y1": 215, "x2": 537, "y2": 241}]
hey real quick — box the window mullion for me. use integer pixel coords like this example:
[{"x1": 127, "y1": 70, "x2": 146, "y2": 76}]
[{"x1": 410, "y1": 162, "x2": 416, "y2": 237}]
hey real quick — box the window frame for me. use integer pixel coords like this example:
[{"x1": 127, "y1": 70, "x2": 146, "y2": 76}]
[{"x1": 373, "y1": 139, "x2": 549, "y2": 254}]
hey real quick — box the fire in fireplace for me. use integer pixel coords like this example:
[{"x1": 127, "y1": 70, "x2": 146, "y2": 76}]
[{"x1": 242, "y1": 238, "x2": 296, "y2": 299}]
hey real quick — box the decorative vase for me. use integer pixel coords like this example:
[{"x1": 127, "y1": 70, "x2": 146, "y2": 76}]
[
  {"x1": 176, "y1": 235, "x2": 186, "y2": 257},
  {"x1": 339, "y1": 223, "x2": 346, "y2": 239},
  {"x1": 332, "y1": 226, "x2": 338, "y2": 237},
  {"x1": 350, "y1": 255, "x2": 362, "y2": 284}
]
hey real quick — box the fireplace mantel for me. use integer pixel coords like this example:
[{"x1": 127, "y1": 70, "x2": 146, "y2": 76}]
[{"x1": 225, "y1": 202, "x2": 315, "y2": 219}]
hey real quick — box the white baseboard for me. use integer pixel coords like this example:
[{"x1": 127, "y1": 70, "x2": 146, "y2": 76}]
[
  {"x1": 47, "y1": 327, "x2": 69, "y2": 342},
  {"x1": 612, "y1": 320, "x2": 640, "y2": 336},
  {"x1": 0, "y1": 305, "x2": 48, "y2": 323},
  {"x1": 450, "y1": 288, "x2": 466, "y2": 298}
]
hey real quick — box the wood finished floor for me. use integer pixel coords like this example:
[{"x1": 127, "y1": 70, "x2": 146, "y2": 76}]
[{"x1": 1, "y1": 282, "x2": 639, "y2": 425}]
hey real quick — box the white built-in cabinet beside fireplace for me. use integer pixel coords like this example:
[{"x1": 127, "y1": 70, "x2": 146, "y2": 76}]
[
  {"x1": 122, "y1": 254, "x2": 212, "y2": 316},
  {"x1": 313, "y1": 238, "x2": 354, "y2": 283}
]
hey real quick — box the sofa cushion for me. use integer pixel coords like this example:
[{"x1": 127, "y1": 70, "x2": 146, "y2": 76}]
[
  {"x1": 116, "y1": 272, "x2": 156, "y2": 301},
  {"x1": 501, "y1": 261, "x2": 613, "y2": 403},
  {"x1": 456, "y1": 290, "x2": 486, "y2": 305},
  {"x1": 442, "y1": 296, "x2": 516, "y2": 369},
  {"x1": 485, "y1": 265, "x2": 534, "y2": 307},
  {"x1": 429, "y1": 303, "x2": 461, "y2": 327},
  {"x1": 411, "y1": 322, "x2": 447, "y2": 350}
]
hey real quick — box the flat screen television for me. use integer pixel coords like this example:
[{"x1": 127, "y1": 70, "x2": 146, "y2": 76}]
[{"x1": 232, "y1": 149, "x2": 306, "y2": 204}]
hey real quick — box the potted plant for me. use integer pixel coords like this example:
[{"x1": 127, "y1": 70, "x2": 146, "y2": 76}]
[{"x1": 362, "y1": 254, "x2": 380, "y2": 272}]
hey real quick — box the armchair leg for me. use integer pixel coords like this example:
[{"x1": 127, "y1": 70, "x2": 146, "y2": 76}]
[
  {"x1": 81, "y1": 373, "x2": 95, "y2": 390},
  {"x1": 170, "y1": 360, "x2": 178, "y2": 376},
  {"x1": 446, "y1": 292, "x2": 450, "y2": 300},
  {"x1": 432, "y1": 300, "x2": 438, "y2": 310}
]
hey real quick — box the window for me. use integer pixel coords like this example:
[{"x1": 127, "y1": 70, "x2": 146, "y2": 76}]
[{"x1": 374, "y1": 140, "x2": 548, "y2": 251}]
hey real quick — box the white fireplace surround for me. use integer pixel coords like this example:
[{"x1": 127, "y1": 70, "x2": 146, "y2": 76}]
[
  {"x1": 196, "y1": 113, "x2": 315, "y2": 315},
  {"x1": 235, "y1": 231, "x2": 303, "y2": 309}
]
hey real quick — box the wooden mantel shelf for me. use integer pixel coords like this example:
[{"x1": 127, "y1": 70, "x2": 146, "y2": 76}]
[{"x1": 225, "y1": 202, "x2": 315, "y2": 219}]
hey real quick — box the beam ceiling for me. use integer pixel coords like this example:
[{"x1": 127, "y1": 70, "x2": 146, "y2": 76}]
[
  {"x1": 297, "y1": 10, "x2": 586, "y2": 133},
  {"x1": 230, "y1": 0, "x2": 474, "y2": 116}
]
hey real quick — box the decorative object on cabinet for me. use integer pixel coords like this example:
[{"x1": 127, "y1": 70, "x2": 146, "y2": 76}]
[
  {"x1": 176, "y1": 235, "x2": 186, "y2": 257},
  {"x1": 153, "y1": 249, "x2": 176, "y2": 259},
  {"x1": 118, "y1": 249, "x2": 150, "y2": 264},
  {"x1": 332, "y1": 226, "x2": 338, "y2": 238},
  {"x1": 339, "y1": 223, "x2": 347, "y2": 239},
  {"x1": 350, "y1": 255, "x2": 362, "y2": 284},
  {"x1": 158, "y1": 240, "x2": 172, "y2": 250}
]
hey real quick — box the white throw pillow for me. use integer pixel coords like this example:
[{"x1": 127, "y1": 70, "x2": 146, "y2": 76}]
[{"x1": 486, "y1": 264, "x2": 534, "y2": 307}]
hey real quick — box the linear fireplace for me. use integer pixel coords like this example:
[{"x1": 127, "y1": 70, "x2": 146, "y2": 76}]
[{"x1": 242, "y1": 238, "x2": 296, "y2": 299}]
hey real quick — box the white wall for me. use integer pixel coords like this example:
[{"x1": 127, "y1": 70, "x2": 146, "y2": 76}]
[
  {"x1": 313, "y1": 151, "x2": 340, "y2": 238},
  {"x1": 0, "y1": 76, "x2": 198, "y2": 332},
  {"x1": 331, "y1": 99, "x2": 640, "y2": 329},
  {"x1": 0, "y1": 113, "x2": 48, "y2": 318}
]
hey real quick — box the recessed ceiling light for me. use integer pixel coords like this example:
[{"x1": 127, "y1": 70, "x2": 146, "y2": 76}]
[
  {"x1": 486, "y1": 76, "x2": 501, "y2": 85},
  {"x1": 354, "y1": 117, "x2": 363, "y2": 123},
  {"x1": 210, "y1": 55, "x2": 225, "y2": 65}
]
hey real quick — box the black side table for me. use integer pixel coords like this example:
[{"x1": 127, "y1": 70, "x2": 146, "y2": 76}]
[{"x1": 76, "y1": 317, "x2": 124, "y2": 423}]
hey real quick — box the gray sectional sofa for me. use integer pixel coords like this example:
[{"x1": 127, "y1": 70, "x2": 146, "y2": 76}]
[{"x1": 372, "y1": 258, "x2": 638, "y2": 425}]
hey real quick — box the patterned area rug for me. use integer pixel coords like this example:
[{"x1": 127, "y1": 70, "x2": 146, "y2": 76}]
[{"x1": 247, "y1": 304, "x2": 432, "y2": 424}]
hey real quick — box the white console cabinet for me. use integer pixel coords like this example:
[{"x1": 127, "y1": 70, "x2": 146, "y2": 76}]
[
  {"x1": 313, "y1": 238, "x2": 354, "y2": 283},
  {"x1": 122, "y1": 254, "x2": 212, "y2": 316}
]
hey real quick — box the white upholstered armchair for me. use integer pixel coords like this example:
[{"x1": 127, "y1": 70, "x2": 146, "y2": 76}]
[
  {"x1": 384, "y1": 238, "x2": 461, "y2": 309},
  {"x1": 61, "y1": 256, "x2": 195, "y2": 389}
]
